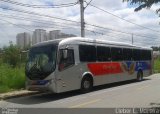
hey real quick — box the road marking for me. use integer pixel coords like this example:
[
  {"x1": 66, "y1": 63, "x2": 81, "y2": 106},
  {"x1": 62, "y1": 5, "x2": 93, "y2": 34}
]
[
  {"x1": 137, "y1": 85, "x2": 150, "y2": 90},
  {"x1": 58, "y1": 96, "x2": 87, "y2": 104},
  {"x1": 69, "y1": 99, "x2": 101, "y2": 108},
  {"x1": 88, "y1": 81, "x2": 152, "y2": 97}
]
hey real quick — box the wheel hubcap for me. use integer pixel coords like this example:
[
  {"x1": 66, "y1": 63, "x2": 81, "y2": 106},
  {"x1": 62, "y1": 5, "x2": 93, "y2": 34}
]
[
  {"x1": 138, "y1": 73, "x2": 142, "y2": 81},
  {"x1": 84, "y1": 80, "x2": 90, "y2": 89}
]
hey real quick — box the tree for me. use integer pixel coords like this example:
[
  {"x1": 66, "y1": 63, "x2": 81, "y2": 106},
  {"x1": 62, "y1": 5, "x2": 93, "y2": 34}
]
[
  {"x1": 0, "y1": 48, "x2": 2, "y2": 53},
  {"x1": 0, "y1": 48, "x2": 2, "y2": 64},
  {"x1": 151, "y1": 46, "x2": 160, "y2": 51},
  {"x1": 123, "y1": 0, "x2": 160, "y2": 12},
  {"x1": 2, "y1": 42, "x2": 21, "y2": 67}
]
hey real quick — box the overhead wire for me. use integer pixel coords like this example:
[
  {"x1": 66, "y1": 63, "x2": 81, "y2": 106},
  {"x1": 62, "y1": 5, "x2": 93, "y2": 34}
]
[
  {"x1": 0, "y1": 6, "x2": 159, "y2": 40},
  {"x1": 87, "y1": 2, "x2": 160, "y2": 33},
  {"x1": 0, "y1": 7, "x2": 81, "y2": 24},
  {"x1": 0, "y1": 16, "x2": 133, "y2": 42},
  {"x1": 0, "y1": 0, "x2": 79, "y2": 8},
  {"x1": 0, "y1": 1, "x2": 159, "y2": 45},
  {"x1": 0, "y1": 18, "x2": 32, "y2": 31},
  {"x1": 0, "y1": 11, "x2": 159, "y2": 43},
  {"x1": 0, "y1": 13, "x2": 80, "y2": 27}
]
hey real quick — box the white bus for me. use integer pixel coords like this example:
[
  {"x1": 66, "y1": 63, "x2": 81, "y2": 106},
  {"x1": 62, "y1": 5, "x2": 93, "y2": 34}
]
[{"x1": 25, "y1": 37, "x2": 153, "y2": 93}]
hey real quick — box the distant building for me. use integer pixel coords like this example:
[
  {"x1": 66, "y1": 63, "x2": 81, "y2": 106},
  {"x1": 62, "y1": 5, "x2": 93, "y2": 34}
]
[
  {"x1": 16, "y1": 32, "x2": 31, "y2": 49},
  {"x1": 32, "y1": 29, "x2": 47, "y2": 45},
  {"x1": 47, "y1": 30, "x2": 76, "y2": 40},
  {"x1": 16, "y1": 29, "x2": 76, "y2": 48},
  {"x1": 59, "y1": 32, "x2": 76, "y2": 38},
  {"x1": 47, "y1": 30, "x2": 61, "y2": 40}
]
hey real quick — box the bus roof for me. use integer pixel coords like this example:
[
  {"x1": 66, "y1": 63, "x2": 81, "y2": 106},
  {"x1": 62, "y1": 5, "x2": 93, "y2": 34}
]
[{"x1": 32, "y1": 37, "x2": 152, "y2": 50}]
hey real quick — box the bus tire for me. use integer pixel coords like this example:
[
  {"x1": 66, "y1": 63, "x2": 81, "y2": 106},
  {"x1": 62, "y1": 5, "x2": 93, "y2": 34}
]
[
  {"x1": 137, "y1": 70, "x2": 143, "y2": 81},
  {"x1": 81, "y1": 76, "x2": 93, "y2": 93}
]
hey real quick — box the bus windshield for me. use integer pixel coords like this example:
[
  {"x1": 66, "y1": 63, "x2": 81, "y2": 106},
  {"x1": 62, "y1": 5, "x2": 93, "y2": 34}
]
[{"x1": 26, "y1": 45, "x2": 57, "y2": 79}]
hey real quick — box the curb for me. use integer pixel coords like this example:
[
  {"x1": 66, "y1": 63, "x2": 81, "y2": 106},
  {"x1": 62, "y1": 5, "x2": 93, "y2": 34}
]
[{"x1": 0, "y1": 90, "x2": 41, "y2": 100}]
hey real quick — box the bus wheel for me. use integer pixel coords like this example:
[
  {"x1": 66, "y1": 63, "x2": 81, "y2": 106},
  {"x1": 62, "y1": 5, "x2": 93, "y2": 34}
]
[
  {"x1": 137, "y1": 71, "x2": 143, "y2": 81},
  {"x1": 81, "y1": 77, "x2": 93, "y2": 93}
]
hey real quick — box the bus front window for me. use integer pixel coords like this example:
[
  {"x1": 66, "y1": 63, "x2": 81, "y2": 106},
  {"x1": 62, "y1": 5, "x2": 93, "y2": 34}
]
[{"x1": 26, "y1": 45, "x2": 57, "y2": 80}]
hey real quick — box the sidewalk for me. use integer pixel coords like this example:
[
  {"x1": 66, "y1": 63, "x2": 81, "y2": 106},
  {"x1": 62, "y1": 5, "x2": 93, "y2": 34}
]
[{"x1": 0, "y1": 90, "x2": 40, "y2": 100}]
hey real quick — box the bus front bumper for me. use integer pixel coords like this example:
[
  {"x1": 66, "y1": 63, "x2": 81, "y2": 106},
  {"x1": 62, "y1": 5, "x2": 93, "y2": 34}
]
[{"x1": 26, "y1": 79, "x2": 57, "y2": 93}]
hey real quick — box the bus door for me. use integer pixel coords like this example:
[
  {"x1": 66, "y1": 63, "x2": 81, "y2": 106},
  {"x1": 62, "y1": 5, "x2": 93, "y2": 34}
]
[{"x1": 56, "y1": 48, "x2": 81, "y2": 92}]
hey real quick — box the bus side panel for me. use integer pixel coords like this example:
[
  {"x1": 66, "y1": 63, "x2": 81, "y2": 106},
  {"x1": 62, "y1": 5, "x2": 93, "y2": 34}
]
[
  {"x1": 87, "y1": 61, "x2": 137, "y2": 86},
  {"x1": 135, "y1": 61, "x2": 152, "y2": 77},
  {"x1": 87, "y1": 60, "x2": 152, "y2": 86},
  {"x1": 55, "y1": 64, "x2": 83, "y2": 93}
]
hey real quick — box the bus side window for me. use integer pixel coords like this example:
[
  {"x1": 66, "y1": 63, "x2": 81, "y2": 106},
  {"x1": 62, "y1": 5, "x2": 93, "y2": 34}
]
[
  {"x1": 123, "y1": 48, "x2": 133, "y2": 61},
  {"x1": 141, "y1": 50, "x2": 152, "y2": 60},
  {"x1": 97, "y1": 46, "x2": 111, "y2": 61},
  {"x1": 59, "y1": 49, "x2": 75, "y2": 71},
  {"x1": 133, "y1": 49, "x2": 141, "y2": 61},
  {"x1": 111, "y1": 47, "x2": 123, "y2": 61},
  {"x1": 79, "y1": 45, "x2": 96, "y2": 62}
]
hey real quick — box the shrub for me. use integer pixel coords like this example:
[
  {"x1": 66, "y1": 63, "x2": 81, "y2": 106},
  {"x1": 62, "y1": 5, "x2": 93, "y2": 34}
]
[
  {"x1": 0, "y1": 64, "x2": 25, "y2": 93},
  {"x1": 2, "y1": 42, "x2": 21, "y2": 67}
]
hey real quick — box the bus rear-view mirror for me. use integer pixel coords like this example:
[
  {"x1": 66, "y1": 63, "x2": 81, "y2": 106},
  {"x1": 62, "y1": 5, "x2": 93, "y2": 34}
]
[{"x1": 62, "y1": 50, "x2": 68, "y2": 59}]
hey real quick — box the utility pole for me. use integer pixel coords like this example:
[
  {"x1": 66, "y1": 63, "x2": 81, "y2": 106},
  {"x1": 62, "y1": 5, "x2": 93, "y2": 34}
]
[
  {"x1": 132, "y1": 33, "x2": 134, "y2": 45},
  {"x1": 80, "y1": 0, "x2": 85, "y2": 37}
]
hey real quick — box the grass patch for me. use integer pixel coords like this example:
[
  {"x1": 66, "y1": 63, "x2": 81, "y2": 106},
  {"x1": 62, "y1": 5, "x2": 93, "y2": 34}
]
[
  {"x1": 0, "y1": 63, "x2": 25, "y2": 93},
  {"x1": 154, "y1": 58, "x2": 160, "y2": 73},
  {"x1": 0, "y1": 85, "x2": 12, "y2": 93}
]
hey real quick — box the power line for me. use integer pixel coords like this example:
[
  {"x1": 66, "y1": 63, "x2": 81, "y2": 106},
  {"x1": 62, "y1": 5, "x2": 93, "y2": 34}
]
[
  {"x1": 0, "y1": 9, "x2": 81, "y2": 26},
  {"x1": 85, "y1": 29, "x2": 153, "y2": 45},
  {"x1": 0, "y1": 18, "x2": 159, "y2": 45},
  {"x1": 0, "y1": 7, "x2": 159, "y2": 41},
  {"x1": 0, "y1": 15, "x2": 81, "y2": 31},
  {"x1": 0, "y1": 0, "x2": 79, "y2": 8},
  {"x1": 0, "y1": 18, "x2": 32, "y2": 31},
  {"x1": 84, "y1": 0, "x2": 93, "y2": 9},
  {"x1": 0, "y1": 7, "x2": 80, "y2": 24},
  {"x1": 0, "y1": 13, "x2": 80, "y2": 27},
  {"x1": 85, "y1": 28, "x2": 160, "y2": 43},
  {"x1": 0, "y1": 16, "x2": 132, "y2": 42},
  {"x1": 85, "y1": 23, "x2": 159, "y2": 40},
  {"x1": 0, "y1": 5, "x2": 159, "y2": 42},
  {"x1": 88, "y1": 3, "x2": 160, "y2": 33},
  {"x1": 1, "y1": 11, "x2": 159, "y2": 41},
  {"x1": 86, "y1": 23, "x2": 133, "y2": 35},
  {"x1": 0, "y1": 14, "x2": 123, "y2": 37},
  {"x1": 87, "y1": 30, "x2": 130, "y2": 41},
  {"x1": 3, "y1": 12, "x2": 157, "y2": 39},
  {"x1": 1, "y1": 6, "x2": 158, "y2": 40}
]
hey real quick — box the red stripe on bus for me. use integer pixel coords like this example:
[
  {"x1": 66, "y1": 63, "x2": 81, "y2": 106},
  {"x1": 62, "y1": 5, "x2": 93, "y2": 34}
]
[{"x1": 87, "y1": 62, "x2": 123, "y2": 76}]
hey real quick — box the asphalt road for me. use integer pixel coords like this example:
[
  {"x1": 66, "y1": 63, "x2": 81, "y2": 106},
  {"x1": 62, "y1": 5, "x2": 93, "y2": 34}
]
[{"x1": 0, "y1": 74, "x2": 160, "y2": 108}]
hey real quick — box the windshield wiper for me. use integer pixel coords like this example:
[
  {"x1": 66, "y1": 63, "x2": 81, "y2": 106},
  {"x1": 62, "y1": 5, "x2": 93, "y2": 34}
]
[{"x1": 28, "y1": 63, "x2": 42, "y2": 75}]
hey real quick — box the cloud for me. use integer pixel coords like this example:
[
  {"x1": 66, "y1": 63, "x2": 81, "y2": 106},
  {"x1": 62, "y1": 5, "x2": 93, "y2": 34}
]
[{"x1": 0, "y1": 0, "x2": 159, "y2": 48}]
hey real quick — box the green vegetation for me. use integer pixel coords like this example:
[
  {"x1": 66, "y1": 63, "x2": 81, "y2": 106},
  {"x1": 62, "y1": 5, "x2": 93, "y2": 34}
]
[
  {"x1": 123, "y1": 0, "x2": 160, "y2": 13},
  {"x1": 0, "y1": 42, "x2": 26, "y2": 93},
  {"x1": 2, "y1": 42, "x2": 21, "y2": 67},
  {"x1": 154, "y1": 58, "x2": 160, "y2": 73},
  {"x1": 0, "y1": 64, "x2": 25, "y2": 93}
]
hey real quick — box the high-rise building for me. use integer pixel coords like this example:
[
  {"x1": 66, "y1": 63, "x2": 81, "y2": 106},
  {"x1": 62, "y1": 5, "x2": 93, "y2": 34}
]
[
  {"x1": 32, "y1": 29, "x2": 47, "y2": 45},
  {"x1": 47, "y1": 30, "x2": 76, "y2": 40},
  {"x1": 48, "y1": 30, "x2": 61, "y2": 40},
  {"x1": 16, "y1": 29, "x2": 76, "y2": 49},
  {"x1": 59, "y1": 32, "x2": 76, "y2": 38},
  {"x1": 16, "y1": 32, "x2": 31, "y2": 49}
]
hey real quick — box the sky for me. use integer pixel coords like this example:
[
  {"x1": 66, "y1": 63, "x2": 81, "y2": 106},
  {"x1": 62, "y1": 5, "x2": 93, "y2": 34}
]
[{"x1": 0, "y1": 0, "x2": 160, "y2": 48}]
